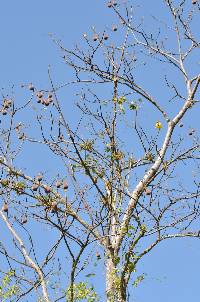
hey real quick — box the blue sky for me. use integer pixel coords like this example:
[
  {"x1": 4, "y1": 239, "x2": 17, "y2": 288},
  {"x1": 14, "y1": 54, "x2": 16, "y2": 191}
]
[{"x1": 0, "y1": 1, "x2": 200, "y2": 301}]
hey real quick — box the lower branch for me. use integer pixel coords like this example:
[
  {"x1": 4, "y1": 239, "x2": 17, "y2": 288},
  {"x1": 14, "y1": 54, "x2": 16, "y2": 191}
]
[{"x1": 0, "y1": 210, "x2": 50, "y2": 302}]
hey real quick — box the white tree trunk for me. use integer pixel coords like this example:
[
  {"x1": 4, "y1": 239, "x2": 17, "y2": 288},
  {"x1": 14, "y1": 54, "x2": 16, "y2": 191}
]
[{"x1": 106, "y1": 254, "x2": 126, "y2": 302}]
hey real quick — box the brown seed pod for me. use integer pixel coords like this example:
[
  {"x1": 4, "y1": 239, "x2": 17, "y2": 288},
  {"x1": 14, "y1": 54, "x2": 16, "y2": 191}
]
[
  {"x1": 96, "y1": 251, "x2": 101, "y2": 260},
  {"x1": 44, "y1": 99, "x2": 50, "y2": 106},
  {"x1": 188, "y1": 130, "x2": 194, "y2": 136},
  {"x1": 145, "y1": 188, "x2": 151, "y2": 195},
  {"x1": 36, "y1": 174, "x2": 43, "y2": 182},
  {"x1": 31, "y1": 184, "x2": 39, "y2": 191},
  {"x1": 18, "y1": 133, "x2": 25, "y2": 140},
  {"x1": 2, "y1": 202, "x2": 8, "y2": 212},
  {"x1": 192, "y1": 0, "x2": 197, "y2": 4},
  {"x1": 2, "y1": 109, "x2": 7, "y2": 115},
  {"x1": 48, "y1": 94, "x2": 53, "y2": 99},
  {"x1": 21, "y1": 215, "x2": 28, "y2": 224},
  {"x1": 47, "y1": 97, "x2": 53, "y2": 104},
  {"x1": 15, "y1": 123, "x2": 22, "y2": 132},
  {"x1": 51, "y1": 201, "x2": 58, "y2": 213},
  {"x1": 29, "y1": 84, "x2": 35, "y2": 91},
  {"x1": 104, "y1": 34, "x2": 109, "y2": 40},
  {"x1": 112, "y1": 25, "x2": 118, "y2": 32},
  {"x1": 56, "y1": 180, "x2": 62, "y2": 188},
  {"x1": 93, "y1": 34, "x2": 98, "y2": 42},
  {"x1": 3, "y1": 99, "x2": 12, "y2": 109},
  {"x1": 93, "y1": 177, "x2": 98, "y2": 184},
  {"x1": 63, "y1": 181, "x2": 68, "y2": 190},
  {"x1": 44, "y1": 185, "x2": 51, "y2": 194},
  {"x1": 36, "y1": 92, "x2": 43, "y2": 99},
  {"x1": 107, "y1": 1, "x2": 112, "y2": 7}
]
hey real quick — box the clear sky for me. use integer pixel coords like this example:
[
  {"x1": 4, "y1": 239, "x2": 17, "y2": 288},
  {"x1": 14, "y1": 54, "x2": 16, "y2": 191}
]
[{"x1": 0, "y1": 1, "x2": 200, "y2": 301}]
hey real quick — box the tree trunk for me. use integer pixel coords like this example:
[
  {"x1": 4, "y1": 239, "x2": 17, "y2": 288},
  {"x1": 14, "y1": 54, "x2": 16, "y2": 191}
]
[{"x1": 106, "y1": 254, "x2": 127, "y2": 302}]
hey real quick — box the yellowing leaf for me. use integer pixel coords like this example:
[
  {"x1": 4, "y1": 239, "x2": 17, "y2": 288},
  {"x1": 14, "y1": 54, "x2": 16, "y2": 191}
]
[{"x1": 155, "y1": 121, "x2": 162, "y2": 130}]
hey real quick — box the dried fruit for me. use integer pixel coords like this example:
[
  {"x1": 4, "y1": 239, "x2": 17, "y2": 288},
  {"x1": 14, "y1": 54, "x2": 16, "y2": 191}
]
[
  {"x1": 21, "y1": 215, "x2": 28, "y2": 224},
  {"x1": 107, "y1": 1, "x2": 117, "y2": 7},
  {"x1": 56, "y1": 180, "x2": 62, "y2": 188},
  {"x1": 15, "y1": 123, "x2": 22, "y2": 132},
  {"x1": 44, "y1": 185, "x2": 51, "y2": 194},
  {"x1": 44, "y1": 99, "x2": 50, "y2": 106},
  {"x1": 3, "y1": 99, "x2": 12, "y2": 108},
  {"x1": 189, "y1": 129, "x2": 195, "y2": 136},
  {"x1": 145, "y1": 188, "x2": 151, "y2": 195},
  {"x1": 29, "y1": 84, "x2": 35, "y2": 91},
  {"x1": 96, "y1": 251, "x2": 101, "y2": 260},
  {"x1": 93, "y1": 34, "x2": 98, "y2": 42},
  {"x1": 36, "y1": 174, "x2": 43, "y2": 182},
  {"x1": 31, "y1": 184, "x2": 39, "y2": 191},
  {"x1": 18, "y1": 133, "x2": 25, "y2": 140},
  {"x1": 51, "y1": 201, "x2": 58, "y2": 213},
  {"x1": 36, "y1": 92, "x2": 43, "y2": 99},
  {"x1": 2, "y1": 202, "x2": 8, "y2": 212},
  {"x1": 2, "y1": 109, "x2": 7, "y2": 115},
  {"x1": 63, "y1": 181, "x2": 68, "y2": 190},
  {"x1": 93, "y1": 177, "x2": 98, "y2": 184}
]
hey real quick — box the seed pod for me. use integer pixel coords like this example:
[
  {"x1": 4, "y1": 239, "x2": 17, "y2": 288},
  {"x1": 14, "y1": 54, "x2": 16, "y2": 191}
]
[
  {"x1": 44, "y1": 99, "x2": 50, "y2": 106},
  {"x1": 93, "y1": 177, "x2": 98, "y2": 184},
  {"x1": 3, "y1": 99, "x2": 11, "y2": 109},
  {"x1": 51, "y1": 201, "x2": 58, "y2": 213},
  {"x1": 21, "y1": 215, "x2": 28, "y2": 224},
  {"x1": 44, "y1": 185, "x2": 51, "y2": 194},
  {"x1": 145, "y1": 188, "x2": 151, "y2": 195},
  {"x1": 31, "y1": 184, "x2": 39, "y2": 191},
  {"x1": 104, "y1": 34, "x2": 109, "y2": 40},
  {"x1": 107, "y1": 1, "x2": 112, "y2": 7},
  {"x1": 2, "y1": 202, "x2": 8, "y2": 213},
  {"x1": 36, "y1": 174, "x2": 43, "y2": 182},
  {"x1": 48, "y1": 94, "x2": 53, "y2": 99},
  {"x1": 112, "y1": 25, "x2": 118, "y2": 32},
  {"x1": 63, "y1": 181, "x2": 68, "y2": 190},
  {"x1": 56, "y1": 180, "x2": 62, "y2": 188},
  {"x1": 29, "y1": 84, "x2": 35, "y2": 91},
  {"x1": 18, "y1": 133, "x2": 25, "y2": 140},
  {"x1": 15, "y1": 123, "x2": 22, "y2": 132},
  {"x1": 189, "y1": 130, "x2": 194, "y2": 136},
  {"x1": 192, "y1": 0, "x2": 197, "y2": 4},
  {"x1": 2, "y1": 109, "x2": 7, "y2": 115},
  {"x1": 36, "y1": 92, "x2": 43, "y2": 99},
  {"x1": 93, "y1": 34, "x2": 98, "y2": 42},
  {"x1": 47, "y1": 97, "x2": 53, "y2": 104},
  {"x1": 96, "y1": 251, "x2": 101, "y2": 260}
]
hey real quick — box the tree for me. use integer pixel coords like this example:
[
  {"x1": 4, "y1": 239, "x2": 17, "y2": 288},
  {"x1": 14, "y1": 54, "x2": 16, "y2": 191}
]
[{"x1": 0, "y1": 1, "x2": 200, "y2": 301}]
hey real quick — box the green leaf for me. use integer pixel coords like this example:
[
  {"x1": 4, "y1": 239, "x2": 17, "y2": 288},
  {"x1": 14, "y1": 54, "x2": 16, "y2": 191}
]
[{"x1": 85, "y1": 273, "x2": 95, "y2": 278}]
